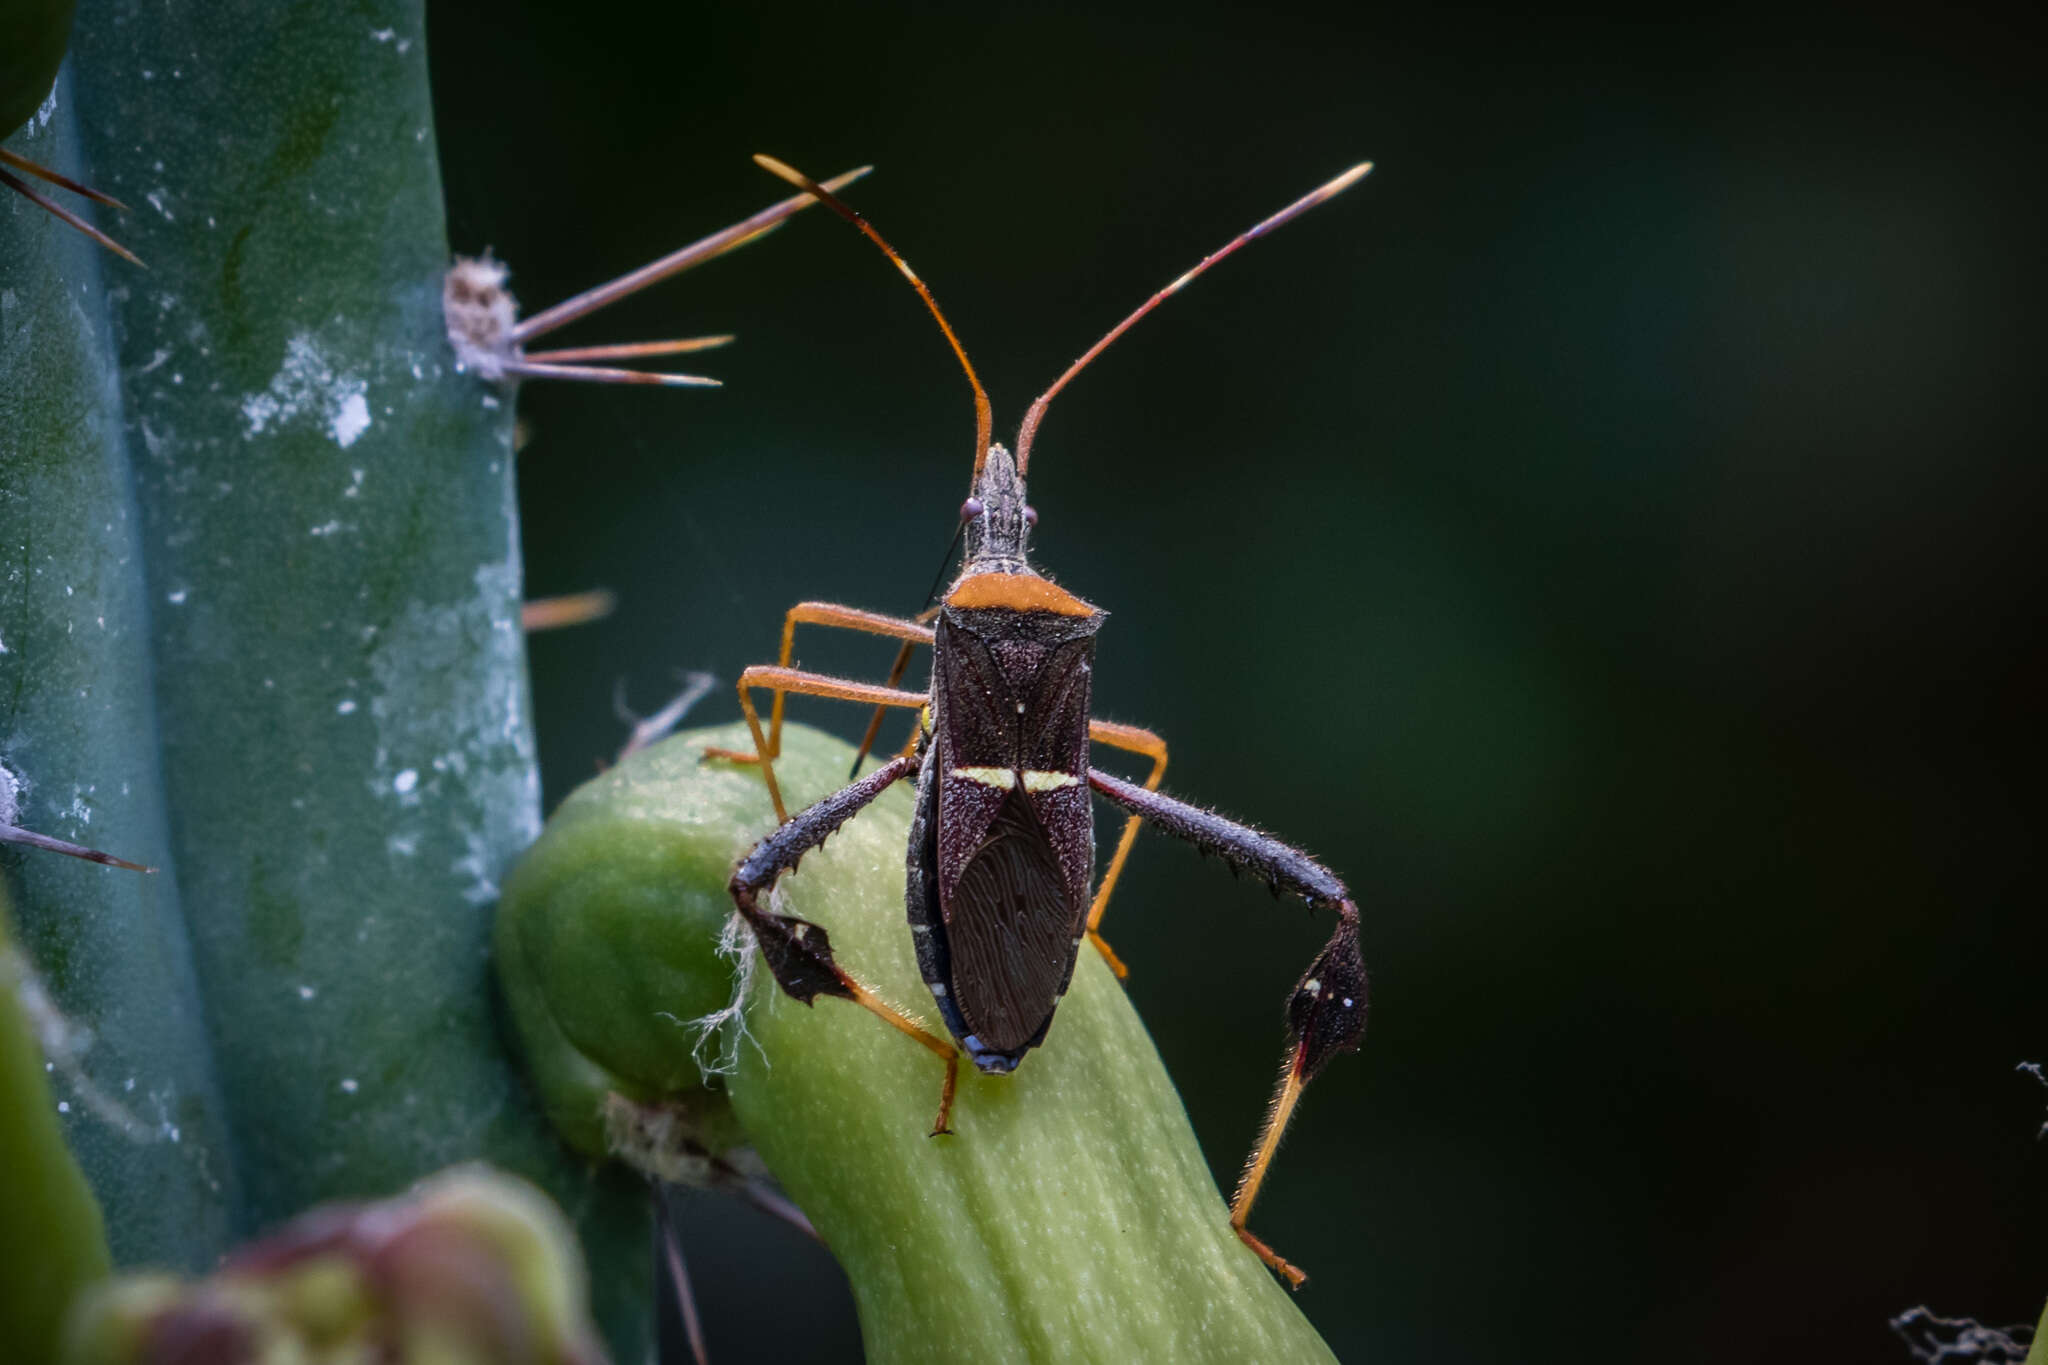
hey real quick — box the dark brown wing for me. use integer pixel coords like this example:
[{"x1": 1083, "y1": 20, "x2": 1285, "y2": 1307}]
[{"x1": 946, "y1": 786, "x2": 1075, "y2": 1054}]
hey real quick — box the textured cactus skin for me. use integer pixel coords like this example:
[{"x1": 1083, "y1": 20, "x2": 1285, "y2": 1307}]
[
  {"x1": 503, "y1": 722, "x2": 1341, "y2": 1365},
  {"x1": 1, "y1": 63, "x2": 240, "y2": 1272},
  {"x1": 3, "y1": 5, "x2": 648, "y2": 1359}
]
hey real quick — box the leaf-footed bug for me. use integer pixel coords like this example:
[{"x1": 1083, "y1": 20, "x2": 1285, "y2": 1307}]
[{"x1": 711, "y1": 155, "x2": 1372, "y2": 1288}]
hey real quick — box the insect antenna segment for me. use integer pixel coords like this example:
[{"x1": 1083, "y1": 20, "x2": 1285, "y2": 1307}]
[
  {"x1": 754, "y1": 155, "x2": 995, "y2": 481},
  {"x1": 1013, "y1": 161, "x2": 1373, "y2": 473}
]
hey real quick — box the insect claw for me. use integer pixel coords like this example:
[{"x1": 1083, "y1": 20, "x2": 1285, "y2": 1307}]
[
  {"x1": 1234, "y1": 1225, "x2": 1309, "y2": 1290},
  {"x1": 1086, "y1": 929, "x2": 1130, "y2": 979}
]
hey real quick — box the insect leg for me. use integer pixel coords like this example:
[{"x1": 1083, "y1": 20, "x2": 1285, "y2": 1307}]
[
  {"x1": 1080, "y1": 720, "x2": 1170, "y2": 977},
  {"x1": 708, "y1": 664, "x2": 928, "y2": 822},
  {"x1": 703, "y1": 600, "x2": 932, "y2": 766},
  {"x1": 851, "y1": 600, "x2": 948, "y2": 776},
  {"x1": 850, "y1": 638, "x2": 919, "y2": 775},
  {"x1": 728, "y1": 752, "x2": 961, "y2": 1134},
  {"x1": 1087, "y1": 768, "x2": 1364, "y2": 1289}
]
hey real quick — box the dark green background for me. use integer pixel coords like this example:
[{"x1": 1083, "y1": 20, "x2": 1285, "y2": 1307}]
[{"x1": 429, "y1": 6, "x2": 2043, "y2": 1362}]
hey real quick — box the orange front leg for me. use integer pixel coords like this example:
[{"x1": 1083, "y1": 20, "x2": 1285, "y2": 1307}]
[
  {"x1": 703, "y1": 601, "x2": 933, "y2": 766},
  {"x1": 709, "y1": 665, "x2": 927, "y2": 821}
]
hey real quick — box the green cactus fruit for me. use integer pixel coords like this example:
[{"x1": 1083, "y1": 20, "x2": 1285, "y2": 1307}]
[{"x1": 500, "y1": 721, "x2": 1340, "y2": 1364}]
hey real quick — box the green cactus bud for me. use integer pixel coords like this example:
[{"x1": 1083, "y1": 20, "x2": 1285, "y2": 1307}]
[{"x1": 500, "y1": 721, "x2": 1339, "y2": 1363}]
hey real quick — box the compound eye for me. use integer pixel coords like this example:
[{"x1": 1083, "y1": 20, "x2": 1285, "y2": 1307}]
[
  {"x1": 1022, "y1": 505, "x2": 1038, "y2": 528},
  {"x1": 960, "y1": 497, "x2": 985, "y2": 522}
]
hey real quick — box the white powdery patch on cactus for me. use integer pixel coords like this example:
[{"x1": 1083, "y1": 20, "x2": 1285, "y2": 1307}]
[
  {"x1": 451, "y1": 828, "x2": 500, "y2": 907},
  {"x1": 366, "y1": 554, "x2": 540, "y2": 897},
  {"x1": 240, "y1": 334, "x2": 373, "y2": 449},
  {"x1": 329, "y1": 392, "x2": 371, "y2": 447}
]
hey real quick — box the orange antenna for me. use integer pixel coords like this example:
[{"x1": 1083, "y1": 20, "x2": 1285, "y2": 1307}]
[
  {"x1": 755, "y1": 155, "x2": 995, "y2": 477},
  {"x1": 1014, "y1": 162, "x2": 1373, "y2": 474}
]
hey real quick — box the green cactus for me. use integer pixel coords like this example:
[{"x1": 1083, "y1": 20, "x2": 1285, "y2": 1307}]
[
  {"x1": 0, "y1": 888, "x2": 114, "y2": 1362},
  {"x1": 2, "y1": 2, "x2": 648, "y2": 1358},
  {"x1": 500, "y1": 721, "x2": 1340, "y2": 1364}
]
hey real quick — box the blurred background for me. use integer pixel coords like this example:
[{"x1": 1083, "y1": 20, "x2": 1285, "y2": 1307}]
[{"x1": 428, "y1": 5, "x2": 2043, "y2": 1362}]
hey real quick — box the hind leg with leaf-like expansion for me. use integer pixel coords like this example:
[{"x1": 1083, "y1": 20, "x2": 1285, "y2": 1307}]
[
  {"x1": 728, "y1": 752, "x2": 960, "y2": 1135},
  {"x1": 1088, "y1": 768, "x2": 1365, "y2": 1290}
]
